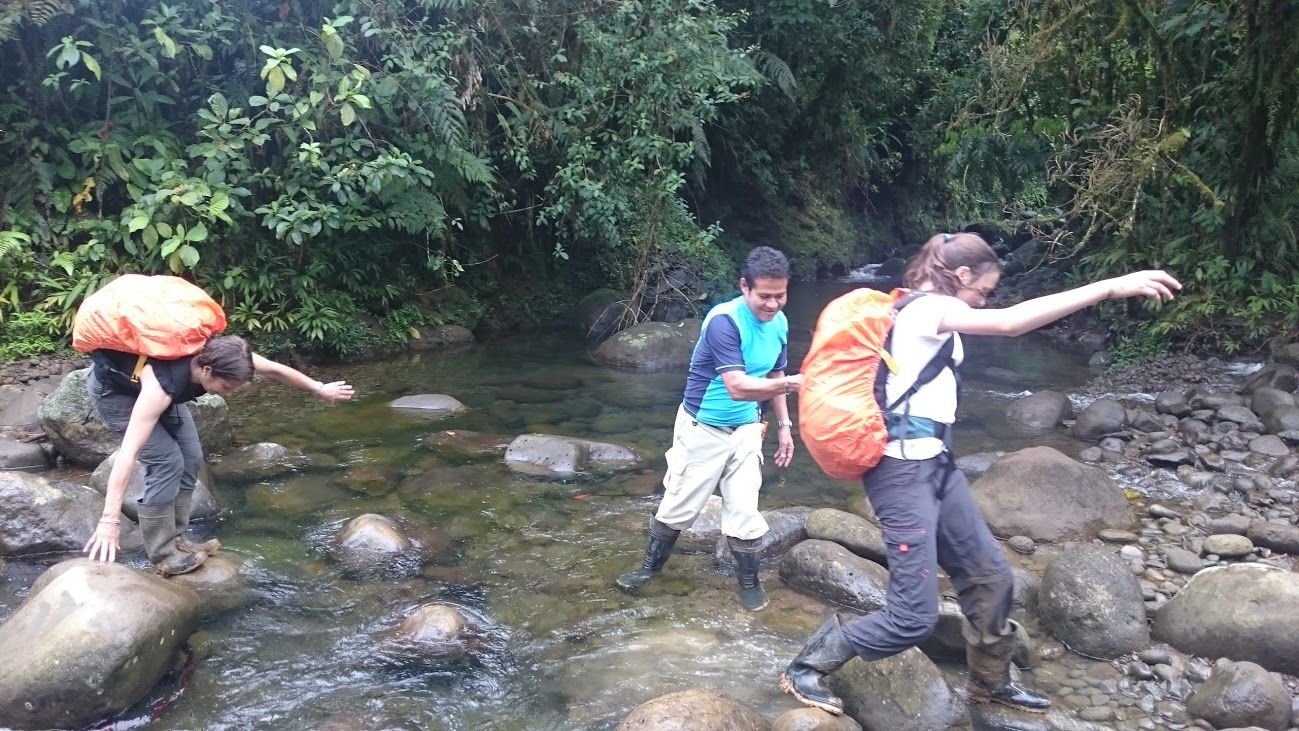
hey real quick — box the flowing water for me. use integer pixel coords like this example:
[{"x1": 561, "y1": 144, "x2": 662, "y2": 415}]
[{"x1": 4, "y1": 280, "x2": 1145, "y2": 730}]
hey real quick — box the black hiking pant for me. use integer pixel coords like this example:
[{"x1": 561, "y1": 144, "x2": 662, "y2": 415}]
[{"x1": 840, "y1": 453, "x2": 1014, "y2": 658}]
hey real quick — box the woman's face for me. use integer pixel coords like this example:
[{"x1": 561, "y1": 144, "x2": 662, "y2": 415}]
[
  {"x1": 195, "y1": 365, "x2": 245, "y2": 397},
  {"x1": 955, "y1": 267, "x2": 1000, "y2": 308}
]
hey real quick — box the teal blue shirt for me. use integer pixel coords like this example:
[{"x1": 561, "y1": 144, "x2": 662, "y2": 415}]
[{"x1": 681, "y1": 296, "x2": 788, "y2": 427}]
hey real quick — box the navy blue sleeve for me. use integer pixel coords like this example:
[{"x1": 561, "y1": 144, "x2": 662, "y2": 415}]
[
  {"x1": 704, "y1": 315, "x2": 746, "y2": 373},
  {"x1": 774, "y1": 344, "x2": 788, "y2": 372}
]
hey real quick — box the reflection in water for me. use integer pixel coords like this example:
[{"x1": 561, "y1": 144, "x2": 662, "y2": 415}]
[{"x1": 5, "y1": 283, "x2": 1115, "y2": 730}]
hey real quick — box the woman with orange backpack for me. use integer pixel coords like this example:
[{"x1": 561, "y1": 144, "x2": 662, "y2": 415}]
[
  {"x1": 83, "y1": 336, "x2": 354, "y2": 575},
  {"x1": 780, "y1": 233, "x2": 1180, "y2": 715}
]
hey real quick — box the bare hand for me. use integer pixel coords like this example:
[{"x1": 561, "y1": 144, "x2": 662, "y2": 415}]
[
  {"x1": 317, "y1": 381, "x2": 355, "y2": 404},
  {"x1": 774, "y1": 427, "x2": 796, "y2": 468},
  {"x1": 785, "y1": 373, "x2": 804, "y2": 393},
  {"x1": 1107, "y1": 270, "x2": 1182, "y2": 303},
  {"x1": 83, "y1": 522, "x2": 121, "y2": 562}
]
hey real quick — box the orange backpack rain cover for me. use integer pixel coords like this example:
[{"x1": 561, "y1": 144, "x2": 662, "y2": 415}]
[
  {"x1": 72, "y1": 274, "x2": 226, "y2": 359},
  {"x1": 798, "y1": 288, "x2": 906, "y2": 479}
]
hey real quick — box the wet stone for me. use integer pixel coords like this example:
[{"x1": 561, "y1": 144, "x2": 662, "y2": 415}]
[
  {"x1": 1250, "y1": 434, "x2": 1290, "y2": 456},
  {"x1": 1139, "y1": 647, "x2": 1171, "y2": 666},
  {"x1": 1162, "y1": 522, "x2": 1190, "y2": 536},
  {"x1": 1201, "y1": 533, "x2": 1254, "y2": 558},
  {"x1": 1206, "y1": 514, "x2": 1251, "y2": 534},
  {"x1": 1099, "y1": 529, "x2": 1139, "y2": 543},
  {"x1": 1164, "y1": 547, "x2": 1205, "y2": 575}
]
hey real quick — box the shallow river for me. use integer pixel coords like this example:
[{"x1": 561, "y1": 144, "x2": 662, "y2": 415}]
[{"x1": 4, "y1": 278, "x2": 1166, "y2": 730}]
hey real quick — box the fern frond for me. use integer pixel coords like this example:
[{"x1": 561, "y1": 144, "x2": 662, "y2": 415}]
[
  {"x1": 754, "y1": 50, "x2": 797, "y2": 102},
  {"x1": 24, "y1": 0, "x2": 65, "y2": 27}
]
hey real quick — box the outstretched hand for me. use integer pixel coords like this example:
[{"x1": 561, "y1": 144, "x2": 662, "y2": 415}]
[
  {"x1": 1107, "y1": 270, "x2": 1182, "y2": 303},
  {"x1": 317, "y1": 381, "x2": 355, "y2": 404}
]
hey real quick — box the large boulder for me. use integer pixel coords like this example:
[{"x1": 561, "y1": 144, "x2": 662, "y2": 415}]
[
  {"x1": 89, "y1": 451, "x2": 220, "y2": 522},
  {"x1": 1036, "y1": 544, "x2": 1149, "y2": 659},
  {"x1": 166, "y1": 553, "x2": 253, "y2": 617},
  {"x1": 0, "y1": 470, "x2": 101, "y2": 556},
  {"x1": 504, "y1": 433, "x2": 644, "y2": 479},
  {"x1": 0, "y1": 559, "x2": 199, "y2": 730},
  {"x1": 422, "y1": 429, "x2": 510, "y2": 464},
  {"x1": 779, "y1": 539, "x2": 889, "y2": 612},
  {"x1": 37, "y1": 368, "x2": 233, "y2": 466},
  {"x1": 971, "y1": 447, "x2": 1135, "y2": 542},
  {"x1": 1152, "y1": 564, "x2": 1299, "y2": 675},
  {"x1": 1185, "y1": 660, "x2": 1291, "y2": 731},
  {"x1": 592, "y1": 319, "x2": 702, "y2": 372},
  {"x1": 827, "y1": 649, "x2": 966, "y2": 731},
  {"x1": 616, "y1": 687, "x2": 769, "y2": 731}
]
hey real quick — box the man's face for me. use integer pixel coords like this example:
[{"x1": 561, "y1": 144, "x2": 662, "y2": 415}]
[{"x1": 740, "y1": 276, "x2": 789, "y2": 322}]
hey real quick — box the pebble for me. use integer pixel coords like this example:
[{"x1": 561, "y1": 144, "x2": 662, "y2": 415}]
[
  {"x1": 1250, "y1": 434, "x2": 1290, "y2": 456},
  {"x1": 1206, "y1": 514, "x2": 1250, "y2": 534},
  {"x1": 1164, "y1": 547, "x2": 1205, "y2": 575},
  {"x1": 1148, "y1": 504, "x2": 1182, "y2": 519},
  {"x1": 1161, "y1": 522, "x2": 1190, "y2": 536},
  {"x1": 1006, "y1": 535, "x2": 1036, "y2": 554},
  {"x1": 1119, "y1": 545, "x2": 1144, "y2": 562},
  {"x1": 1099, "y1": 529, "x2": 1139, "y2": 543},
  {"x1": 1139, "y1": 647, "x2": 1171, "y2": 666}
]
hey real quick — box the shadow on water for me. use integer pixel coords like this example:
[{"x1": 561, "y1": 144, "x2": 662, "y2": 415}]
[{"x1": 2, "y1": 281, "x2": 1119, "y2": 730}]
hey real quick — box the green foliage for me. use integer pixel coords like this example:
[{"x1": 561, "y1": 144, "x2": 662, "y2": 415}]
[{"x1": 0, "y1": 309, "x2": 65, "y2": 362}]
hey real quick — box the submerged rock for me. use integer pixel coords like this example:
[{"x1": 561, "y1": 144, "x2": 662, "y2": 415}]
[
  {"x1": 616, "y1": 687, "x2": 769, "y2": 731},
  {"x1": 209, "y1": 442, "x2": 309, "y2": 482},
  {"x1": 504, "y1": 433, "x2": 644, "y2": 478}
]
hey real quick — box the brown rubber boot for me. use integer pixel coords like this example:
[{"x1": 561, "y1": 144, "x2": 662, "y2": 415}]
[
  {"x1": 138, "y1": 501, "x2": 208, "y2": 576},
  {"x1": 174, "y1": 488, "x2": 220, "y2": 555}
]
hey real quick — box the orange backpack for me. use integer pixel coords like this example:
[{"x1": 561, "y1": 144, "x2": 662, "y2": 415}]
[
  {"x1": 73, "y1": 274, "x2": 226, "y2": 380},
  {"x1": 799, "y1": 288, "x2": 952, "y2": 479}
]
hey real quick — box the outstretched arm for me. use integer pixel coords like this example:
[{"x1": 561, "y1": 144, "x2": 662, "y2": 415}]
[
  {"x1": 938, "y1": 270, "x2": 1181, "y2": 337},
  {"x1": 251, "y1": 353, "x2": 355, "y2": 404}
]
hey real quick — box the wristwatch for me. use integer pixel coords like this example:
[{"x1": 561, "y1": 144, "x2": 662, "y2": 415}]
[{"x1": 776, "y1": 419, "x2": 794, "y2": 429}]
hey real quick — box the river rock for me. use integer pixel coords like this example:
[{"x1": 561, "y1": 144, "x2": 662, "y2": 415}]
[
  {"x1": 1155, "y1": 390, "x2": 1193, "y2": 418},
  {"x1": 573, "y1": 288, "x2": 626, "y2": 345},
  {"x1": 1218, "y1": 404, "x2": 1262, "y2": 427},
  {"x1": 209, "y1": 442, "x2": 309, "y2": 482},
  {"x1": 678, "y1": 495, "x2": 724, "y2": 553},
  {"x1": 504, "y1": 433, "x2": 644, "y2": 478},
  {"x1": 714, "y1": 507, "x2": 810, "y2": 571},
  {"x1": 166, "y1": 553, "x2": 253, "y2": 616},
  {"x1": 1246, "y1": 521, "x2": 1299, "y2": 554},
  {"x1": 0, "y1": 380, "x2": 53, "y2": 429},
  {"x1": 1251, "y1": 388, "x2": 1296, "y2": 419},
  {"x1": 383, "y1": 603, "x2": 473, "y2": 661},
  {"x1": 0, "y1": 470, "x2": 102, "y2": 556},
  {"x1": 971, "y1": 447, "x2": 1135, "y2": 542},
  {"x1": 409, "y1": 324, "x2": 474, "y2": 349},
  {"x1": 1036, "y1": 544, "x2": 1149, "y2": 659},
  {"x1": 779, "y1": 539, "x2": 889, "y2": 612},
  {"x1": 1153, "y1": 563, "x2": 1299, "y2": 675},
  {"x1": 1249, "y1": 435, "x2": 1289, "y2": 457},
  {"x1": 804, "y1": 508, "x2": 887, "y2": 564},
  {"x1": 89, "y1": 451, "x2": 220, "y2": 521},
  {"x1": 593, "y1": 319, "x2": 702, "y2": 372},
  {"x1": 827, "y1": 649, "x2": 965, "y2": 731},
  {"x1": 388, "y1": 394, "x2": 467, "y2": 417},
  {"x1": 1073, "y1": 398, "x2": 1127, "y2": 440},
  {"x1": 1127, "y1": 408, "x2": 1166, "y2": 433},
  {"x1": 1263, "y1": 406, "x2": 1299, "y2": 435},
  {"x1": 615, "y1": 687, "x2": 769, "y2": 731},
  {"x1": 969, "y1": 704, "x2": 1118, "y2": 730},
  {"x1": 956, "y1": 451, "x2": 1003, "y2": 478},
  {"x1": 1186, "y1": 660, "x2": 1291, "y2": 731},
  {"x1": 421, "y1": 430, "x2": 510, "y2": 463},
  {"x1": 329, "y1": 513, "x2": 422, "y2": 578},
  {"x1": 37, "y1": 368, "x2": 232, "y2": 466},
  {"x1": 0, "y1": 558, "x2": 199, "y2": 730},
  {"x1": 1164, "y1": 546, "x2": 1206, "y2": 575},
  {"x1": 1007, "y1": 390, "x2": 1072, "y2": 431},
  {"x1": 1208, "y1": 514, "x2": 1252, "y2": 535},
  {"x1": 0, "y1": 434, "x2": 47, "y2": 471},
  {"x1": 1203, "y1": 534, "x2": 1254, "y2": 558},
  {"x1": 771, "y1": 707, "x2": 862, "y2": 731},
  {"x1": 1245, "y1": 362, "x2": 1299, "y2": 392}
]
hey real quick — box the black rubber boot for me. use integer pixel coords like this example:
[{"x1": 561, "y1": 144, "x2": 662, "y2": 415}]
[
  {"x1": 174, "y1": 488, "x2": 220, "y2": 555},
  {"x1": 138, "y1": 501, "x2": 208, "y2": 577},
  {"x1": 965, "y1": 620, "x2": 1051, "y2": 713},
  {"x1": 779, "y1": 613, "x2": 857, "y2": 715},
  {"x1": 616, "y1": 519, "x2": 680, "y2": 590},
  {"x1": 728, "y1": 535, "x2": 768, "y2": 612}
]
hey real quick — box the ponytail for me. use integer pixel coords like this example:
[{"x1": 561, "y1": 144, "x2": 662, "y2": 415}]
[{"x1": 902, "y1": 232, "x2": 1000, "y2": 295}]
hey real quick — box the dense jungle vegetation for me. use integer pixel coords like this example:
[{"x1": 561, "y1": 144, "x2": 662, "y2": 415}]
[{"x1": 0, "y1": 0, "x2": 1295, "y2": 359}]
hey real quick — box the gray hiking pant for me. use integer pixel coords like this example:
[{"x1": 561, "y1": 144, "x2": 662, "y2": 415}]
[
  {"x1": 87, "y1": 370, "x2": 203, "y2": 506},
  {"x1": 840, "y1": 453, "x2": 1014, "y2": 658}
]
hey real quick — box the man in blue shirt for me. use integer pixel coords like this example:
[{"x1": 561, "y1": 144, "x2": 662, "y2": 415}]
[{"x1": 616, "y1": 247, "x2": 802, "y2": 611}]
